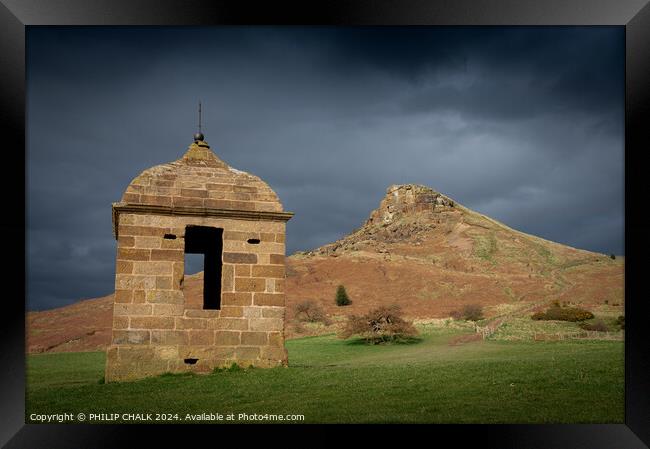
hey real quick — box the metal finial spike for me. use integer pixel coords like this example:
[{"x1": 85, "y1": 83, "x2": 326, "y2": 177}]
[{"x1": 193, "y1": 101, "x2": 204, "y2": 142}]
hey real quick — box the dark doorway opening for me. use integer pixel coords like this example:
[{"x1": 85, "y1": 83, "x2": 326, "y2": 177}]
[{"x1": 184, "y1": 226, "x2": 223, "y2": 310}]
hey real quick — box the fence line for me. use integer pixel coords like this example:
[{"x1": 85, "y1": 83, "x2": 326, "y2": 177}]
[
  {"x1": 474, "y1": 298, "x2": 551, "y2": 340},
  {"x1": 475, "y1": 320, "x2": 503, "y2": 339},
  {"x1": 532, "y1": 330, "x2": 623, "y2": 341},
  {"x1": 475, "y1": 322, "x2": 623, "y2": 342}
]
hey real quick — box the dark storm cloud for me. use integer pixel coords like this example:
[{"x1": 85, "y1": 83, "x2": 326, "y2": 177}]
[
  {"x1": 27, "y1": 26, "x2": 624, "y2": 310},
  {"x1": 395, "y1": 28, "x2": 623, "y2": 122}
]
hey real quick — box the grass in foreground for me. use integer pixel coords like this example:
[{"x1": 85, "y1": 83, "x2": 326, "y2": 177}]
[{"x1": 26, "y1": 328, "x2": 623, "y2": 423}]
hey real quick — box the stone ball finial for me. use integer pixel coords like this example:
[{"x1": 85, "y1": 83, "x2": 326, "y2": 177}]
[{"x1": 193, "y1": 132, "x2": 205, "y2": 142}]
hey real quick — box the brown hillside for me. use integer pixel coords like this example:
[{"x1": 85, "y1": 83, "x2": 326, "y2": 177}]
[
  {"x1": 285, "y1": 184, "x2": 623, "y2": 321},
  {"x1": 27, "y1": 295, "x2": 113, "y2": 353},
  {"x1": 26, "y1": 184, "x2": 624, "y2": 352}
]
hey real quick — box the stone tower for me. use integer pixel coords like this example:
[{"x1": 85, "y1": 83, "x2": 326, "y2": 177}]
[{"x1": 105, "y1": 133, "x2": 293, "y2": 382}]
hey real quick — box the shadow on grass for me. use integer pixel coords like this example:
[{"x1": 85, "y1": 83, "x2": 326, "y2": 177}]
[
  {"x1": 287, "y1": 332, "x2": 337, "y2": 341},
  {"x1": 343, "y1": 336, "x2": 424, "y2": 346},
  {"x1": 158, "y1": 371, "x2": 197, "y2": 379}
]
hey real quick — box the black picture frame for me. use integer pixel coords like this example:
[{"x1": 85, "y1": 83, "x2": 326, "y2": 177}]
[{"x1": 2, "y1": 0, "x2": 648, "y2": 447}]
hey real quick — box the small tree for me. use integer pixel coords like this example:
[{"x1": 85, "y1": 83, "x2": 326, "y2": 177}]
[
  {"x1": 610, "y1": 254, "x2": 616, "y2": 260},
  {"x1": 339, "y1": 305, "x2": 418, "y2": 344},
  {"x1": 335, "y1": 285, "x2": 352, "y2": 306}
]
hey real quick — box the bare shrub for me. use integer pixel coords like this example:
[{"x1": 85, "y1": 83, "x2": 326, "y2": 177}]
[
  {"x1": 450, "y1": 304, "x2": 484, "y2": 321},
  {"x1": 531, "y1": 311, "x2": 546, "y2": 320},
  {"x1": 531, "y1": 303, "x2": 594, "y2": 322},
  {"x1": 339, "y1": 305, "x2": 418, "y2": 344},
  {"x1": 462, "y1": 304, "x2": 484, "y2": 321},
  {"x1": 579, "y1": 319, "x2": 609, "y2": 332},
  {"x1": 294, "y1": 300, "x2": 330, "y2": 324}
]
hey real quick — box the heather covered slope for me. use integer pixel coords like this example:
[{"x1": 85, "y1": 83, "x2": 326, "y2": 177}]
[
  {"x1": 285, "y1": 184, "x2": 623, "y2": 321},
  {"x1": 27, "y1": 295, "x2": 114, "y2": 353},
  {"x1": 26, "y1": 184, "x2": 624, "y2": 352}
]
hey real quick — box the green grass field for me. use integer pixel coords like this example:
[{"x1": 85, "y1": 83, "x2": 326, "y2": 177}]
[{"x1": 26, "y1": 328, "x2": 624, "y2": 424}]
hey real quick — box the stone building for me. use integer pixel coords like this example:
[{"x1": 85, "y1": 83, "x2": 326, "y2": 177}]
[{"x1": 105, "y1": 132, "x2": 293, "y2": 382}]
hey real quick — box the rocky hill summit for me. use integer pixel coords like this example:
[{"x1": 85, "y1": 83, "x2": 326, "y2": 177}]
[
  {"x1": 302, "y1": 184, "x2": 458, "y2": 256},
  {"x1": 296, "y1": 182, "x2": 607, "y2": 273},
  {"x1": 366, "y1": 184, "x2": 456, "y2": 225}
]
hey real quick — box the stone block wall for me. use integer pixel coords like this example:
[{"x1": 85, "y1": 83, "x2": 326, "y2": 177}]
[{"x1": 105, "y1": 212, "x2": 288, "y2": 382}]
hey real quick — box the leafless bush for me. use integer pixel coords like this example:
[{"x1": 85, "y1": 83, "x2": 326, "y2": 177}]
[
  {"x1": 294, "y1": 300, "x2": 330, "y2": 324},
  {"x1": 450, "y1": 304, "x2": 484, "y2": 321},
  {"x1": 339, "y1": 305, "x2": 418, "y2": 344},
  {"x1": 462, "y1": 304, "x2": 484, "y2": 321},
  {"x1": 579, "y1": 319, "x2": 609, "y2": 332}
]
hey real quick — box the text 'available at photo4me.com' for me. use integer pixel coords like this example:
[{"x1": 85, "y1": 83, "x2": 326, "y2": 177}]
[{"x1": 29, "y1": 412, "x2": 306, "y2": 423}]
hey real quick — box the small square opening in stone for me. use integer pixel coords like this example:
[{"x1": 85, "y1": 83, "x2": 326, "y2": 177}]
[{"x1": 184, "y1": 225, "x2": 223, "y2": 310}]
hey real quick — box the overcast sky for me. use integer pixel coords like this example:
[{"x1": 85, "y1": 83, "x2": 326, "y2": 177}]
[{"x1": 26, "y1": 26, "x2": 624, "y2": 311}]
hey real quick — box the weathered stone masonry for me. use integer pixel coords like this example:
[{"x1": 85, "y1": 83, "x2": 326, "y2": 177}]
[{"x1": 105, "y1": 136, "x2": 293, "y2": 382}]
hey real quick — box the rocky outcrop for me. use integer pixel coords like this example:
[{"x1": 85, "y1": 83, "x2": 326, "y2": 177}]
[
  {"x1": 304, "y1": 184, "x2": 457, "y2": 256},
  {"x1": 366, "y1": 184, "x2": 455, "y2": 226}
]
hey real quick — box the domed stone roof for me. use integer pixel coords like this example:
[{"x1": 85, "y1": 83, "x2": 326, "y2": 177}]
[
  {"x1": 118, "y1": 138, "x2": 284, "y2": 213},
  {"x1": 111, "y1": 137, "x2": 292, "y2": 238}
]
